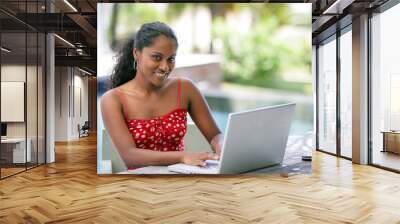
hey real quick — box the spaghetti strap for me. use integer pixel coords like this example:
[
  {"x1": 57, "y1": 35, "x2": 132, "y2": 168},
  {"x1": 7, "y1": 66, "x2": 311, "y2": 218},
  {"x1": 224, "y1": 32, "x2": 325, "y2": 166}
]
[
  {"x1": 114, "y1": 88, "x2": 129, "y2": 118},
  {"x1": 177, "y1": 79, "x2": 182, "y2": 109}
]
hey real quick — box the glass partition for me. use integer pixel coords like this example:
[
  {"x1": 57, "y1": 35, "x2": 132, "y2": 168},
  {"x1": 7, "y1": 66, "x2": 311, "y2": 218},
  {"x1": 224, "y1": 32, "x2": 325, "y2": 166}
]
[
  {"x1": 371, "y1": 4, "x2": 400, "y2": 171},
  {"x1": 38, "y1": 32, "x2": 45, "y2": 165},
  {"x1": 339, "y1": 28, "x2": 352, "y2": 158},
  {"x1": 27, "y1": 31, "x2": 38, "y2": 169},
  {"x1": 1, "y1": 30, "x2": 27, "y2": 177},
  {"x1": 317, "y1": 36, "x2": 337, "y2": 155},
  {"x1": 0, "y1": 1, "x2": 46, "y2": 179}
]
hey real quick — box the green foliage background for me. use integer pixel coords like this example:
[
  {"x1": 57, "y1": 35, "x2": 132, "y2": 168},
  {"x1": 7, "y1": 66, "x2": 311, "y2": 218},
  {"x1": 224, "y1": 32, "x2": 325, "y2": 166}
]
[{"x1": 108, "y1": 3, "x2": 311, "y2": 93}]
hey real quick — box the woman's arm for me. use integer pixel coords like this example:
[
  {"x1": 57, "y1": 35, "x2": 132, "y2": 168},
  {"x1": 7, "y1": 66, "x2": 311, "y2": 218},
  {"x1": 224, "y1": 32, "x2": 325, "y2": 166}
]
[
  {"x1": 100, "y1": 89, "x2": 213, "y2": 167},
  {"x1": 182, "y1": 79, "x2": 224, "y2": 157}
]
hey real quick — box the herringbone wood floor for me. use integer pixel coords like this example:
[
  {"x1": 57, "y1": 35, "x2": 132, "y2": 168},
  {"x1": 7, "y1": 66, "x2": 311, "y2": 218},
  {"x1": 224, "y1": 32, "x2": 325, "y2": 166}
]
[{"x1": 1, "y1": 134, "x2": 400, "y2": 223}]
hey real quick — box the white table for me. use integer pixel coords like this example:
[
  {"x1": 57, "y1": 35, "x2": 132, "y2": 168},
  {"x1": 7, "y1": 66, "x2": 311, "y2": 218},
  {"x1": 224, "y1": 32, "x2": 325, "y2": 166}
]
[
  {"x1": 119, "y1": 166, "x2": 176, "y2": 174},
  {"x1": 115, "y1": 135, "x2": 314, "y2": 175},
  {"x1": 117, "y1": 163, "x2": 310, "y2": 175},
  {"x1": 1, "y1": 138, "x2": 31, "y2": 163}
]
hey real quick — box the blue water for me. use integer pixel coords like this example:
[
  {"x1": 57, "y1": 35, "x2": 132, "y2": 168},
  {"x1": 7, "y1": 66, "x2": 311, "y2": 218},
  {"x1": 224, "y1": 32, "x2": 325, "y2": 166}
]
[{"x1": 189, "y1": 110, "x2": 312, "y2": 135}]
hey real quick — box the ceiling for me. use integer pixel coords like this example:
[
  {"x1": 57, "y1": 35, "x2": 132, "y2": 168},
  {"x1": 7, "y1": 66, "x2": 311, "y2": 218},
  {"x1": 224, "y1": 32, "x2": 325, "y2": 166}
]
[
  {"x1": 0, "y1": 0, "x2": 393, "y2": 75},
  {"x1": 311, "y1": 0, "x2": 389, "y2": 43},
  {"x1": 1, "y1": 0, "x2": 97, "y2": 74}
]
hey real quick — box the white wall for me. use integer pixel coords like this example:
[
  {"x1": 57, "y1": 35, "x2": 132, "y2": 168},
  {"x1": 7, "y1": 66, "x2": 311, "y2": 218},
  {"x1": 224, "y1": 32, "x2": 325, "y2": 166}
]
[
  {"x1": 1, "y1": 65, "x2": 36, "y2": 137},
  {"x1": 54, "y1": 67, "x2": 69, "y2": 141},
  {"x1": 73, "y1": 73, "x2": 89, "y2": 137},
  {"x1": 54, "y1": 67, "x2": 89, "y2": 141},
  {"x1": 1, "y1": 64, "x2": 46, "y2": 164}
]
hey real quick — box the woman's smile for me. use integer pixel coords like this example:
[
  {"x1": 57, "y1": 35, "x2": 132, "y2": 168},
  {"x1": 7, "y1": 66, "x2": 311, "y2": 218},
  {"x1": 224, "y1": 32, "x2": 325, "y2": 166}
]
[{"x1": 154, "y1": 71, "x2": 169, "y2": 79}]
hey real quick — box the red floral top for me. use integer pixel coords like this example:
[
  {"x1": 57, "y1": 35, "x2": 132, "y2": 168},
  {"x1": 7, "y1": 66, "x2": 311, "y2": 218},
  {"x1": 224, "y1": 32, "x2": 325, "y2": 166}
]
[{"x1": 116, "y1": 79, "x2": 187, "y2": 153}]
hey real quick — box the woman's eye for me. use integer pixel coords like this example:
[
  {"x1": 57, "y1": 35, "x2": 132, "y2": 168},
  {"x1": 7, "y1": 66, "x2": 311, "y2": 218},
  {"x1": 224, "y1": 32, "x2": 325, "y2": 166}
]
[
  {"x1": 153, "y1": 55, "x2": 161, "y2": 61},
  {"x1": 168, "y1": 58, "x2": 175, "y2": 63}
]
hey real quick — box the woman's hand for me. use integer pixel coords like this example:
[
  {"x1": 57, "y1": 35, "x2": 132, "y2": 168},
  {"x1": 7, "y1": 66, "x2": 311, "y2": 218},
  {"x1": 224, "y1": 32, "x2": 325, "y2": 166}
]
[
  {"x1": 180, "y1": 152, "x2": 218, "y2": 167},
  {"x1": 213, "y1": 144, "x2": 222, "y2": 160},
  {"x1": 210, "y1": 134, "x2": 224, "y2": 159}
]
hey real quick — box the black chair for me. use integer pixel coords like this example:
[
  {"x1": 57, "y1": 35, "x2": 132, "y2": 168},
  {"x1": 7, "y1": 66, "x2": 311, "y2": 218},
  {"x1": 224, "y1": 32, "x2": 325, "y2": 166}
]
[{"x1": 79, "y1": 121, "x2": 90, "y2": 138}]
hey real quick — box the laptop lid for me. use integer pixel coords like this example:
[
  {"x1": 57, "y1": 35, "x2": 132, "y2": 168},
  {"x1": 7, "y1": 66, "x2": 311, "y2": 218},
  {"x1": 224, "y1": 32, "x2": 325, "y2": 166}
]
[{"x1": 218, "y1": 103, "x2": 295, "y2": 174}]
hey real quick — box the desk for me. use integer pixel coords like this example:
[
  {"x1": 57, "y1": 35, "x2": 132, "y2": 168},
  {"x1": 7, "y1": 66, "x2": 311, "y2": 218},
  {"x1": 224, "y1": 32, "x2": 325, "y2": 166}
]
[
  {"x1": 381, "y1": 131, "x2": 400, "y2": 154},
  {"x1": 1, "y1": 138, "x2": 31, "y2": 163},
  {"x1": 117, "y1": 150, "x2": 313, "y2": 175},
  {"x1": 112, "y1": 134, "x2": 314, "y2": 175},
  {"x1": 117, "y1": 162, "x2": 311, "y2": 175}
]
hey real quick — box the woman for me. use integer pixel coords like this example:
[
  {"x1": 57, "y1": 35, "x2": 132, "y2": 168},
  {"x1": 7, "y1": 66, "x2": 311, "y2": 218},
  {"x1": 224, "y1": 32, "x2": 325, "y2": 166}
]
[{"x1": 101, "y1": 22, "x2": 223, "y2": 169}]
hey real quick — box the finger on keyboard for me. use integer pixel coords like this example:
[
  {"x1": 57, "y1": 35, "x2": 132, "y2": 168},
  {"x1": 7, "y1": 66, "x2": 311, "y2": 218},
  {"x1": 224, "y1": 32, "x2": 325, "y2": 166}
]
[{"x1": 205, "y1": 160, "x2": 219, "y2": 165}]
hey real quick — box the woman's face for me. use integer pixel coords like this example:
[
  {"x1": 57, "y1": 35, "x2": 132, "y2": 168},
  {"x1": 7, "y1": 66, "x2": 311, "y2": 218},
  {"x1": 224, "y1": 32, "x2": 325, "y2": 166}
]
[{"x1": 134, "y1": 35, "x2": 177, "y2": 87}]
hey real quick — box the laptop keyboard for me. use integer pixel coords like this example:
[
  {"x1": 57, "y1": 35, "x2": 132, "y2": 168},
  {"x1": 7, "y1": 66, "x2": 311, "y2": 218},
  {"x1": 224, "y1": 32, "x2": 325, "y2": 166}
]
[{"x1": 167, "y1": 160, "x2": 220, "y2": 174}]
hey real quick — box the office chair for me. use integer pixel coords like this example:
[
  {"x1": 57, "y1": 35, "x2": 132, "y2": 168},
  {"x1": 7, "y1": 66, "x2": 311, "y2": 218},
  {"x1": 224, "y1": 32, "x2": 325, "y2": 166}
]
[{"x1": 79, "y1": 121, "x2": 90, "y2": 138}]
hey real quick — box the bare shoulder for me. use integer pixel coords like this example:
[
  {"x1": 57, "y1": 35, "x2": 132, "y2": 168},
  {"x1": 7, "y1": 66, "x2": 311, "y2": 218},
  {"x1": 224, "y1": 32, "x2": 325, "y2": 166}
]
[
  {"x1": 163, "y1": 77, "x2": 195, "y2": 92},
  {"x1": 175, "y1": 77, "x2": 204, "y2": 107},
  {"x1": 176, "y1": 77, "x2": 198, "y2": 92},
  {"x1": 100, "y1": 88, "x2": 119, "y2": 108}
]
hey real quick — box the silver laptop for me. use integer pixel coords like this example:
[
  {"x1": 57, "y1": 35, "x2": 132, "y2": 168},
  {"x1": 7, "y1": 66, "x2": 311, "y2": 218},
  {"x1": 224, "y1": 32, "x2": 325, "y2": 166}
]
[{"x1": 167, "y1": 103, "x2": 296, "y2": 174}]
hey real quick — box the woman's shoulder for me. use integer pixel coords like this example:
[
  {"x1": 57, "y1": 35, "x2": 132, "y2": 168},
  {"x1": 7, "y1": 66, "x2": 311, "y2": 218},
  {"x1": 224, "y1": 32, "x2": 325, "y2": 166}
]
[
  {"x1": 102, "y1": 88, "x2": 119, "y2": 98},
  {"x1": 168, "y1": 77, "x2": 196, "y2": 90},
  {"x1": 168, "y1": 77, "x2": 200, "y2": 102},
  {"x1": 100, "y1": 88, "x2": 120, "y2": 106}
]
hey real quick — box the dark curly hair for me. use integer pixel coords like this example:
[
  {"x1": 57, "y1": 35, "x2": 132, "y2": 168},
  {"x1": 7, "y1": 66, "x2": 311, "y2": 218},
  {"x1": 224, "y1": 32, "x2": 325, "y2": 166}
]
[{"x1": 110, "y1": 22, "x2": 178, "y2": 88}]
